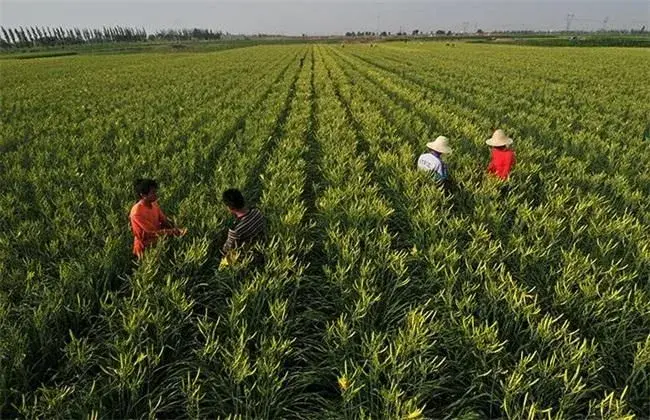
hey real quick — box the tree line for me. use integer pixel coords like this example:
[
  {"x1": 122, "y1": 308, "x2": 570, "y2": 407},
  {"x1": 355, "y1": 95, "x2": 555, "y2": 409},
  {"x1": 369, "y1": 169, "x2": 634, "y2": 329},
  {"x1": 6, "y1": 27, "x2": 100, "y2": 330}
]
[
  {"x1": 0, "y1": 26, "x2": 223, "y2": 48},
  {"x1": 344, "y1": 30, "x2": 457, "y2": 37}
]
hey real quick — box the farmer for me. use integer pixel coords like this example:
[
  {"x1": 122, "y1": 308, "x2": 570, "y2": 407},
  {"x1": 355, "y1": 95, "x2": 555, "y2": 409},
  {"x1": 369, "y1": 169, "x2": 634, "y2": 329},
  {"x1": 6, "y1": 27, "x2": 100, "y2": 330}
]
[
  {"x1": 417, "y1": 135, "x2": 452, "y2": 183},
  {"x1": 221, "y1": 188, "x2": 266, "y2": 259},
  {"x1": 486, "y1": 129, "x2": 516, "y2": 180},
  {"x1": 129, "y1": 178, "x2": 186, "y2": 259}
]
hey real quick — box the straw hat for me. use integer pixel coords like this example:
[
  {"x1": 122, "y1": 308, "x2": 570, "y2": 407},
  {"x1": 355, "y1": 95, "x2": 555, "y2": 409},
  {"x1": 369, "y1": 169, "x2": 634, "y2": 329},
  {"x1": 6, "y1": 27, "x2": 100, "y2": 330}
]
[
  {"x1": 426, "y1": 135, "x2": 452, "y2": 154},
  {"x1": 486, "y1": 129, "x2": 513, "y2": 147}
]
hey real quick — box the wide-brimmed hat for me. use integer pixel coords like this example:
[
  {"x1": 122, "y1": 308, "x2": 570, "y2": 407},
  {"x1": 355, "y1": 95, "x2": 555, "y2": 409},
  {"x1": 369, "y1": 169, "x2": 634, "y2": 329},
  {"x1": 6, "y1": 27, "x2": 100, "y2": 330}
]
[
  {"x1": 426, "y1": 135, "x2": 452, "y2": 154},
  {"x1": 486, "y1": 129, "x2": 513, "y2": 147}
]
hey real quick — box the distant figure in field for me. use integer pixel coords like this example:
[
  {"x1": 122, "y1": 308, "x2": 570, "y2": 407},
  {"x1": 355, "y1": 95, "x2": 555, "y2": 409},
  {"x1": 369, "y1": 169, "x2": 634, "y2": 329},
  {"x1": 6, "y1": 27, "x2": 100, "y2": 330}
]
[
  {"x1": 129, "y1": 179, "x2": 186, "y2": 259},
  {"x1": 221, "y1": 188, "x2": 266, "y2": 260},
  {"x1": 417, "y1": 136, "x2": 453, "y2": 191},
  {"x1": 300, "y1": 57, "x2": 304, "y2": 67},
  {"x1": 486, "y1": 129, "x2": 516, "y2": 180}
]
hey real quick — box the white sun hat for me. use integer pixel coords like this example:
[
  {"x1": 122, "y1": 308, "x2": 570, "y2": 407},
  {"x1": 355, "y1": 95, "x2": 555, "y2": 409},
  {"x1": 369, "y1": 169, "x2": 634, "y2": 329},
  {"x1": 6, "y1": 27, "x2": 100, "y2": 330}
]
[
  {"x1": 486, "y1": 129, "x2": 513, "y2": 147},
  {"x1": 426, "y1": 135, "x2": 452, "y2": 154}
]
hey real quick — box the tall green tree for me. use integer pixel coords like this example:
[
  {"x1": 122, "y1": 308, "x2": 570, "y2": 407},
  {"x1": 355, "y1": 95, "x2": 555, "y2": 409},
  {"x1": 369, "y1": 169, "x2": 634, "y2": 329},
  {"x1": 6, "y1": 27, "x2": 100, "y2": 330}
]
[{"x1": 1, "y1": 27, "x2": 12, "y2": 45}]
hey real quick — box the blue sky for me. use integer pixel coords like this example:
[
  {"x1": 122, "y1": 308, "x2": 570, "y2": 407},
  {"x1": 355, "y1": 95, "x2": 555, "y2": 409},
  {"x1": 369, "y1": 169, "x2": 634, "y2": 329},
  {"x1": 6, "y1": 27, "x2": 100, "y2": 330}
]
[{"x1": 1, "y1": 0, "x2": 648, "y2": 35}]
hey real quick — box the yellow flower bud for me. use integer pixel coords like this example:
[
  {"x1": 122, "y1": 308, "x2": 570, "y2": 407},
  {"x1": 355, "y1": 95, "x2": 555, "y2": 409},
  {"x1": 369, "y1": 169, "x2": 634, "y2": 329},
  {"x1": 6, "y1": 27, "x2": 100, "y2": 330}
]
[
  {"x1": 337, "y1": 375, "x2": 350, "y2": 391},
  {"x1": 404, "y1": 408, "x2": 424, "y2": 419}
]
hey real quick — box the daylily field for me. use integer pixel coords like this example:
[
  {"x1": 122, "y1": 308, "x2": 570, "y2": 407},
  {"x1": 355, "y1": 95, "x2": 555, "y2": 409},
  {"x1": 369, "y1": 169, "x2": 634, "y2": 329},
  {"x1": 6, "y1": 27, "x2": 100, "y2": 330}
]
[{"x1": 1, "y1": 42, "x2": 649, "y2": 418}]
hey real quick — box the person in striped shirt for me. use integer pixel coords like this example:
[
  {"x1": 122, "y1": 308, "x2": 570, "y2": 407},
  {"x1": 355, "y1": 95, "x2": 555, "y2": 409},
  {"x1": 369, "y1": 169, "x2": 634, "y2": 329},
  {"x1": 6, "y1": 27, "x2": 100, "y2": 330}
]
[{"x1": 221, "y1": 188, "x2": 266, "y2": 258}]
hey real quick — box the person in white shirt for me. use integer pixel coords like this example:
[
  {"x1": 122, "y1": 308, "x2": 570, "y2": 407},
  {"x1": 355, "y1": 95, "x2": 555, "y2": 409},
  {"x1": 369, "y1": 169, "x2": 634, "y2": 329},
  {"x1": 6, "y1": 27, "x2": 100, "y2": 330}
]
[{"x1": 417, "y1": 135, "x2": 452, "y2": 183}]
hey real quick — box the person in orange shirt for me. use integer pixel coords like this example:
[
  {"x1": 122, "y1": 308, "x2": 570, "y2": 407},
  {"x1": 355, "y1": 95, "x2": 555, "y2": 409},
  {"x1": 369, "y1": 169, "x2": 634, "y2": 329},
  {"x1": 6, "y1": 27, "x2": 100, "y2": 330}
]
[
  {"x1": 129, "y1": 178, "x2": 186, "y2": 258},
  {"x1": 486, "y1": 129, "x2": 516, "y2": 180}
]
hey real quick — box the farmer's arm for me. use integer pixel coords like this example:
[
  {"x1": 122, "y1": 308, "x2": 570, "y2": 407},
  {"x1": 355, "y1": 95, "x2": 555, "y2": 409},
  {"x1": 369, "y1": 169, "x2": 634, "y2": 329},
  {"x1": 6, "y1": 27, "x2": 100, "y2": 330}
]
[
  {"x1": 221, "y1": 228, "x2": 239, "y2": 255},
  {"x1": 131, "y1": 212, "x2": 181, "y2": 240},
  {"x1": 157, "y1": 206, "x2": 175, "y2": 229},
  {"x1": 156, "y1": 205, "x2": 186, "y2": 235},
  {"x1": 130, "y1": 214, "x2": 159, "y2": 242}
]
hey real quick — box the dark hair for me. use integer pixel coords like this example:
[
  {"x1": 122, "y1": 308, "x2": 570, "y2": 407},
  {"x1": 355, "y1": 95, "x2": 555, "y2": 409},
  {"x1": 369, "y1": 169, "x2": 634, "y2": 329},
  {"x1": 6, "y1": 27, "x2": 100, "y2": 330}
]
[
  {"x1": 222, "y1": 188, "x2": 245, "y2": 209},
  {"x1": 134, "y1": 178, "x2": 158, "y2": 198}
]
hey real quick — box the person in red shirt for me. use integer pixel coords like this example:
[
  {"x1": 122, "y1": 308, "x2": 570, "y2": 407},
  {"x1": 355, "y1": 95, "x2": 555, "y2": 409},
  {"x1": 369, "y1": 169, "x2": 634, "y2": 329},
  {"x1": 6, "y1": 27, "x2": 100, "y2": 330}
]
[
  {"x1": 486, "y1": 129, "x2": 516, "y2": 180},
  {"x1": 129, "y1": 179, "x2": 186, "y2": 258}
]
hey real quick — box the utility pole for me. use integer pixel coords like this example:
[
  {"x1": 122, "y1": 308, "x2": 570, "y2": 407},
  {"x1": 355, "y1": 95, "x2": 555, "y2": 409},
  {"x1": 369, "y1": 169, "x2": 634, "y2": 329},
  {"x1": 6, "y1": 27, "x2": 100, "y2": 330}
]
[
  {"x1": 566, "y1": 13, "x2": 575, "y2": 32},
  {"x1": 376, "y1": 1, "x2": 382, "y2": 36}
]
